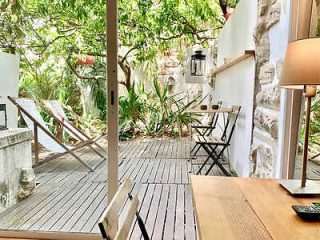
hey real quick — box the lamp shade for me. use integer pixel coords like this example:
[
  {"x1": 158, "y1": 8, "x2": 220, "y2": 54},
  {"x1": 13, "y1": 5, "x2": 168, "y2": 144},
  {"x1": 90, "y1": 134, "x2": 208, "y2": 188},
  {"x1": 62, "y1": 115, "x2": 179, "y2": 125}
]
[{"x1": 279, "y1": 38, "x2": 320, "y2": 89}]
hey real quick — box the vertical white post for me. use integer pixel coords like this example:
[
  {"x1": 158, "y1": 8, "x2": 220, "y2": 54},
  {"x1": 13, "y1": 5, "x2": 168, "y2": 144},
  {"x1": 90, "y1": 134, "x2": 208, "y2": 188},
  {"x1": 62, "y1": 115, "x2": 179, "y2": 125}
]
[{"x1": 106, "y1": 0, "x2": 119, "y2": 202}]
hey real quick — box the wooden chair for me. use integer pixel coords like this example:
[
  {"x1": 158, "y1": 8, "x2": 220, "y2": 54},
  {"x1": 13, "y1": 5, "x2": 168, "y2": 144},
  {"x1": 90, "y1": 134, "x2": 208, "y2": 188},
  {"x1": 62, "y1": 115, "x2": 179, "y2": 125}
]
[
  {"x1": 8, "y1": 97, "x2": 105, "y2": 171},
  {"x1": 193, "y1": 105, "x2": 241, "y2": 176},
  {"x1": 41, "y1": 99, "x2": 106, "y2": 154},
  {"x1": 98, "y1": 179, "x2": 149, "y2": 240}
]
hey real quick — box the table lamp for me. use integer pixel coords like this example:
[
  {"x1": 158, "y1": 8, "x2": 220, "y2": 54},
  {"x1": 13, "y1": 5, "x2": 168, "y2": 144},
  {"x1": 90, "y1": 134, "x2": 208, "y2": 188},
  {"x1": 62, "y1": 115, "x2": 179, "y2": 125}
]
[{"x1": 279, "y1": 38, "x2": 320, "y2": 195}]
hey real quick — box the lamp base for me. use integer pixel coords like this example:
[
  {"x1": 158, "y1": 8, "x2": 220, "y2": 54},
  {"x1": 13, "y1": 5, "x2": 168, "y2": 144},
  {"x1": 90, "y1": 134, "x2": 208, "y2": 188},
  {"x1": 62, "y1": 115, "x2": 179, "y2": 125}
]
[{"x1": 279, "y1": 179, "x2": 320, "y2": 195}]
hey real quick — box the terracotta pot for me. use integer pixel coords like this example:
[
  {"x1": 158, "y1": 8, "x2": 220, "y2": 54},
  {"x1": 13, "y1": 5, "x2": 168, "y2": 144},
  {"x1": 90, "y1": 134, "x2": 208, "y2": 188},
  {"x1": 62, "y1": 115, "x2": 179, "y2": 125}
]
[
  {"x1": 224, "y1": 12, "x2": 232, "y2": 21},
  {"x1": 76, "y1": 55, "x2": 95, "y2": 66}
]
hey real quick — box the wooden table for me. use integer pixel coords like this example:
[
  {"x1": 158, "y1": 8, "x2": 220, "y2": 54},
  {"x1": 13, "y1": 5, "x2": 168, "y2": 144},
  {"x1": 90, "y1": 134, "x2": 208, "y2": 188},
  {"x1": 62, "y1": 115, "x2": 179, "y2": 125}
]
[
  {"x1": 186, "y1": 107, "x2": 233, "y2": 114},
  {"x1": 191, "y1": 176, "x2": 320, "y2": 240}
]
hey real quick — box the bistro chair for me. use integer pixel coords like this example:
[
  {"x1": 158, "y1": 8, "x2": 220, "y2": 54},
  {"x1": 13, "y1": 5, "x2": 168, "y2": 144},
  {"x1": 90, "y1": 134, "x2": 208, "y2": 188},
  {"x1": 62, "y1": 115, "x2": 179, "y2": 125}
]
[
  {"x1": 98, "y1": 179, "x2": 149, "y2": 240},
  {"x1": 193, "y1": 105, "x2": 241, "y2": 176},
  {"x1": 190, "y1": 101, "x2": 222, "y2": 157}
]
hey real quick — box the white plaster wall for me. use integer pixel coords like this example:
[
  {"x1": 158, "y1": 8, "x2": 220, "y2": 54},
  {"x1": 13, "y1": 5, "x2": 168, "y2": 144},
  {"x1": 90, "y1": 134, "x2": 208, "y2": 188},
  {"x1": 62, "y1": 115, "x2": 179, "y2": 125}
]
[
  {"x1": 214, "y1": 58, "x2": 256, "y2": 176},
  {"x1": 217, "y1": 0, "x2": 258, "y2": 66},
  {"x1": 0, "y1": 52, "x2": 20, "y2": 128},
  {"x1": 213, "y1": 0, "x2": 258, "y2": 176}
]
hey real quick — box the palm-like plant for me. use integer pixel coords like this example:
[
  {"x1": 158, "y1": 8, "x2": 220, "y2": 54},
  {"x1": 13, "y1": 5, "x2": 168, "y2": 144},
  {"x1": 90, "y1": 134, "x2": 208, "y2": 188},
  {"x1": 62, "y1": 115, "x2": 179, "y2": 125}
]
[
  {"x1": 153, "y1": 80, "x2": 171, "y2": 136},
  {"x1": 119, "y1": 82, "x2": 148, "y2": 139}
]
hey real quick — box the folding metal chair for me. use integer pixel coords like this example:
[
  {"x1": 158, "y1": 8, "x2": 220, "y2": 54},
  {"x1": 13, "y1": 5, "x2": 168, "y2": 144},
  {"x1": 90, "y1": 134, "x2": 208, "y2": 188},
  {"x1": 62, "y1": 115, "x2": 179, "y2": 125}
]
[
  {"x1": 193, "y1": 105, "x2": 241, "y2": 176},
  {"x1": 98, "y1": 179, "x2": 149, "y2": 240},
  {"x1": 190, "y1": 101, "x2": 222, "y2": 157}
]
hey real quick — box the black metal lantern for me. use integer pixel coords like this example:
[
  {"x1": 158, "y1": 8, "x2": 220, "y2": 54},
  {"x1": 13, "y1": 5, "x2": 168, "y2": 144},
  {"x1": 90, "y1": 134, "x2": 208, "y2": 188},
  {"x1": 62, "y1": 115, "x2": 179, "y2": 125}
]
[
  {"x1": 190, "y1": 50, "x2": 206, "y2": 76},
  {"x1": 0, "y1": 104, "x2": 7, "y2": 131}
]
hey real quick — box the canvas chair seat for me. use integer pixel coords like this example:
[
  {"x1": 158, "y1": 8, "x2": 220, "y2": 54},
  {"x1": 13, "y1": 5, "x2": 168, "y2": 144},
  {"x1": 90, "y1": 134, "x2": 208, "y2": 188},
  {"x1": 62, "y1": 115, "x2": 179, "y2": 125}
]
[
  {"x1": 9, "y1": 97, "x2": 105, "y2": 171},
  {"x1": 42, "y1": 100, "x2": 88, "y2": 141},
  {"x1": 42, "y1": 100, "x2": 106, "y2": 154},
  {"x1": 16, "y1": 99, "x2": 68, "y2": 153}
]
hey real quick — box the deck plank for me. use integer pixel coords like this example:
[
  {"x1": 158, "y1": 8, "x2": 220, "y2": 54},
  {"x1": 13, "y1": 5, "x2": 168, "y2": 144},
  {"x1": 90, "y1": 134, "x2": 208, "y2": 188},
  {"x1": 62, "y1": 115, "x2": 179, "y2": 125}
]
[
  {"x1": 174, "y1": 185, "x2": 185, "y2": 240},
  {"x1": 163, "y1": 184, "x2": 177, "y2": 240},
  {"x1": 144, "y1": 184, "x2": 162, "y2": 238},
  {"x1": 0, "y1": 138, "x2": 238, "y2": 240},
  {"x1": 60, "y1": 183, "x2": 104, "y2": 232},
  {"x1": 152, "y1": 184, "x2": 169, "y2": 240},
  {"x1": 185, "y1": 185, "x2": 197, "y2": 240},
  {"x1": 130, "y1": 184, "x2": 155, "y2": 239}
]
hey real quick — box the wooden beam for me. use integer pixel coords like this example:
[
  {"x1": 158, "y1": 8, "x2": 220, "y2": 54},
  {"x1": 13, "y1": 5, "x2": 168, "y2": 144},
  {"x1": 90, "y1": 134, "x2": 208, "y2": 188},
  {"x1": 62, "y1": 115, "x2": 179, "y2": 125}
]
[
  {"x1": 212, "y1": 50, "x2": 255, "y2": 76},
  {"x1": 106, "y1": 0, "x2": 119, "y2": 202},
  {"x1": 0, "y1": 231, "x2": 101, "y2": 240}
]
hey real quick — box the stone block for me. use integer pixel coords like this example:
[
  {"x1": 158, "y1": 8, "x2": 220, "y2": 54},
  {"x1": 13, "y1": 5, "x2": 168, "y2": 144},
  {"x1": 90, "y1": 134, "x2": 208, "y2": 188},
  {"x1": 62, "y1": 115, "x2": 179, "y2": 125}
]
[
  {"x1": 164, "y1": 60, "x2": 179, "y2": 68},
  {"x1": 254, "y1": 107, "x2": 279, "y2": 139},
  {"x1": 18, "y1": 168, "x2": 36, "y2": 200},
  {"x1": 258, "y1": 0, "x2": 271, "y2": 17},
  {"x1": 256, "y1": 85, "x2": 280, "y2": 109},
  {"x1": 266, "y1": 2, "x2": 281, "y2": 29},
  {"x1": 259, "y1": 63, "x2": 275, "y2": 84},
  {"x1": 250, "y1": 143, "x2": 275, "y2": 178},
  {"x1": 255, "y1": 33, "x2": 270, "y2": 63}
]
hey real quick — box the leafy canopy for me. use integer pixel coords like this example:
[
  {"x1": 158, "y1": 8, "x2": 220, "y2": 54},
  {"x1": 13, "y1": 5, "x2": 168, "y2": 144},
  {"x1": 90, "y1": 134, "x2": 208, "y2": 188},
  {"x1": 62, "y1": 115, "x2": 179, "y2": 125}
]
[{"x1": 0, "y1": 0, "x2": 237, "y2": 118}]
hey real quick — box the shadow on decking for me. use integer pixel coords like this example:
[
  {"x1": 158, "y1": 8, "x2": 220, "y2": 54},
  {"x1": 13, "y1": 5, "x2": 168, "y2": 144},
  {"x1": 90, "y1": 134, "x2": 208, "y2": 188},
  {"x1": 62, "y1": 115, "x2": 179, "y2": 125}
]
[{"x1": 0, "y1": 138, "x2": 232, "y2": 240}]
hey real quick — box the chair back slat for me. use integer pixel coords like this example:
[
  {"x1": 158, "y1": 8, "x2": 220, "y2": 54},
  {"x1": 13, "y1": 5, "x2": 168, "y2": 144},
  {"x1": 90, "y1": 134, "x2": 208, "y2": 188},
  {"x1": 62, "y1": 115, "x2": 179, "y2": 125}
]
[
  {"x1": 114, "y1": 196, "x2": 139, "y2": 240},
  {"x1": 99, "y1": 179, "x2": 133, "y2": 239}
]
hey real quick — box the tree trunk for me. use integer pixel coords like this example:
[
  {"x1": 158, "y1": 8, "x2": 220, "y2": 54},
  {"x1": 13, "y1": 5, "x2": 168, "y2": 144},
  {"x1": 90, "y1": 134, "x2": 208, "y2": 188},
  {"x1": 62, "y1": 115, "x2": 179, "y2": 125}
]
[{"x1": 118, "y1": 59, "x2": 131, "y2": 90}]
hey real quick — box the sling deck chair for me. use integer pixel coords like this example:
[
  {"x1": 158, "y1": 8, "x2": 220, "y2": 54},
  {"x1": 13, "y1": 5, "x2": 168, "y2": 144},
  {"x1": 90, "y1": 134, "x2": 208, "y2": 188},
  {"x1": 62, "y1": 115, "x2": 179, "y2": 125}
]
[
  {"x1": 8, "y1": 96, "x2": 105, "y2": 171},
  {"x1": 190, "y1": 101, "x2": 222, "y2": 157},
  {"x1": 193, "y1": 105, "x2": 241, "y2": 176},
  {"x1": 98, "y1": 179, "x2": 150, "y2": 240},
  {"x1": 41, "y1": 99, "x2": 106, "y2": 154}
]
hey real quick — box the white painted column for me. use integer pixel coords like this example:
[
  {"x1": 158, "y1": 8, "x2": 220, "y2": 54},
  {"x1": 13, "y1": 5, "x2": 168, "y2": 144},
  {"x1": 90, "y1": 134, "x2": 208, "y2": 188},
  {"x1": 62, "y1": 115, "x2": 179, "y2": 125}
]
[{"x1": 106, "y1": 0, "x2": 119, "y2": 203}]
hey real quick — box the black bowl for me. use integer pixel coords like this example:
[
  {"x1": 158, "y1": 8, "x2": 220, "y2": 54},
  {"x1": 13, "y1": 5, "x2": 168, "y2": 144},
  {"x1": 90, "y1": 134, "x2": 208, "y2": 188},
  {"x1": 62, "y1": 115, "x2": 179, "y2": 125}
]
[
  {"x1": 212, "y1": 105, "x2": 219, "y2": 110},
  {"x1": 200, "y1": 105, "x2": 207, "y2": 110}
]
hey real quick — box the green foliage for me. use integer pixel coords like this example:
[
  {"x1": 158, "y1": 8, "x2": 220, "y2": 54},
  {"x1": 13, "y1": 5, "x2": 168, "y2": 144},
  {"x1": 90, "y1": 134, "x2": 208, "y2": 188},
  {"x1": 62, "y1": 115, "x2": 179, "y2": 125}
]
[
  {"x1": 1, "y1": 0, "x2": 237, "y2": 138},
  {"x1": 119, "y1": 82, "x2": 201, "y2": 139},
  {"x1": 119, "y1": 82, "x2": 148, "y2": 139}
]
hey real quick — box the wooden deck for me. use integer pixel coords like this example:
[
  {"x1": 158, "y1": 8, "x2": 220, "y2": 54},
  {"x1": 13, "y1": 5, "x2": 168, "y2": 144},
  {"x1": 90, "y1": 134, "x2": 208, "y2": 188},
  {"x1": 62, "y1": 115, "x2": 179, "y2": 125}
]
[{"x1": 0, "y1": 138, "x2": 231, "y2": 240}]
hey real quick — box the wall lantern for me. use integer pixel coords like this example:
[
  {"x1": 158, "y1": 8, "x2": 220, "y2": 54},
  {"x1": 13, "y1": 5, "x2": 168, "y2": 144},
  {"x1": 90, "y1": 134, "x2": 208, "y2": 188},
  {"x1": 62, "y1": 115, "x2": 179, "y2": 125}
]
[
  {"x1": 0, "y1": 103, "x2": 7, "y2": 131},
  {"x1": 190, "y1": 50, "x2": 206, "y2": 76}
]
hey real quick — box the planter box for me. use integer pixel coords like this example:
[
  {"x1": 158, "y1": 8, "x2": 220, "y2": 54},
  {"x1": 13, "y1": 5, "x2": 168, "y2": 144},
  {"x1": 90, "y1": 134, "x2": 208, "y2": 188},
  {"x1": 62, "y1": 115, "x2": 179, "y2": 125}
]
[{"x1": 0, "y1": 128, "x2": 34, "y2": 213}]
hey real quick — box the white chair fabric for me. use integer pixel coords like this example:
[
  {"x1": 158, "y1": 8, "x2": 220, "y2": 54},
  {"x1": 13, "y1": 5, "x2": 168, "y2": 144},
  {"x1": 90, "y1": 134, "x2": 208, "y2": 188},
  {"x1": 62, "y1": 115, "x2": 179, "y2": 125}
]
[{"x1": 16, "y1": 99, "x2": 71, "y2": 153}]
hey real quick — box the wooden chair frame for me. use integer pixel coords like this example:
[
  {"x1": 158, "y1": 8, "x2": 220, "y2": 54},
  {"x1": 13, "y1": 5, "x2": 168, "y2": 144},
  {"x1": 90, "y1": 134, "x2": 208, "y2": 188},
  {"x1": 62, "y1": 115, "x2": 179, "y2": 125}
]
[
  {"x1": 40, "y1": 99, "x2": 106, "y2": 155},
  {"x1": 8, "y1": 96, "x2": 105, "y2": 171},
  {"x1": 98, "y1": 179, "x2": 149, "y2": 240}
]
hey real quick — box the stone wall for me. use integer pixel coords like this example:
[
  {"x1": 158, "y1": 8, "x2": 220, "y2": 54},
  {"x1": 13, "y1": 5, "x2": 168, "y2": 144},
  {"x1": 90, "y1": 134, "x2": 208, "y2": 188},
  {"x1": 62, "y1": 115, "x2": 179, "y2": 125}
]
[
  {"x1": 250, "y1": 0, "x2": 290, "y2": 177},
  {"x1": 0, "y1": 129, "x2": 35, "y2": 213}
]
